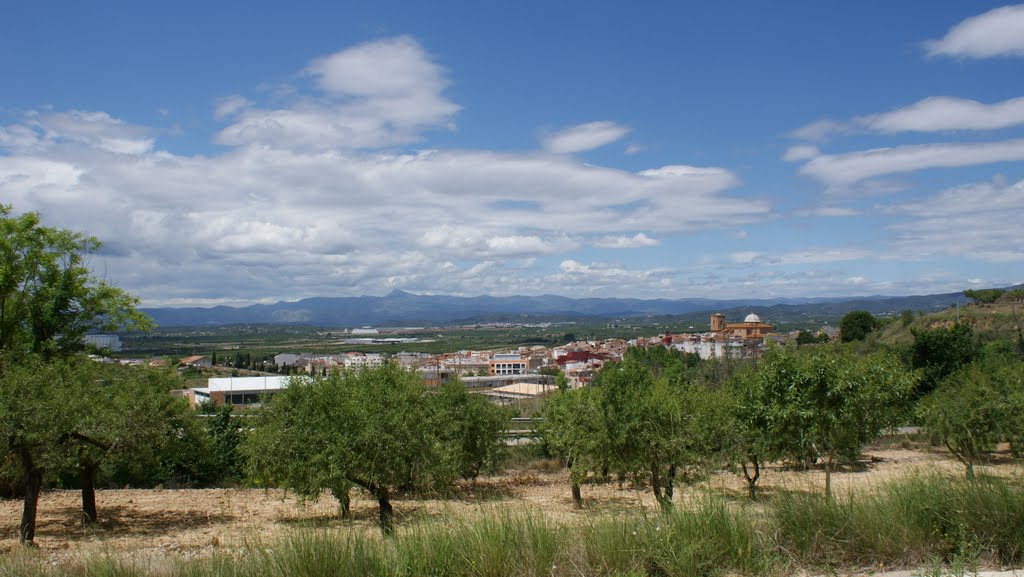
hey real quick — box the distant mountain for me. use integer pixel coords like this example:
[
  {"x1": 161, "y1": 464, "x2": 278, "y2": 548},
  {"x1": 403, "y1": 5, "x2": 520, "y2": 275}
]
[{"x1": 139, "y1": 289, "x2": 968, "y2": 328}]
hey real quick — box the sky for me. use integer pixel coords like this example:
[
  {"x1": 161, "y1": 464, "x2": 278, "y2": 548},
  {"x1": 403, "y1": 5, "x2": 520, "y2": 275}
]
[{"x1": 2, "y1": 2, "x2": 1023, "y2": 307}]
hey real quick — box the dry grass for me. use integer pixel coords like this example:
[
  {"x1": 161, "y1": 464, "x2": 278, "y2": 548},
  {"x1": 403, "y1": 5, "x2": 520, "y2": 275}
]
[{"x1": 0, "y1": 445, "x2": 1019, "y2": 566}]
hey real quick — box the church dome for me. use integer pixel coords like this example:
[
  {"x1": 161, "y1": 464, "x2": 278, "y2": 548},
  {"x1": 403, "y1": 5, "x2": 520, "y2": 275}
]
[{"x1": 743, "y1": 313, "x2": 761, "y2": 323}]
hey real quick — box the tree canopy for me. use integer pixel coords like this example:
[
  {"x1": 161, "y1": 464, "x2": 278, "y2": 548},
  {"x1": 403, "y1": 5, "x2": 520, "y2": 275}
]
[
  {"x1": 541, "y1": 348, "x2": 727, "y2": 510},
  {"x1": 838, "y1": 310, "x2": 878, "y2": 343},
  {"x1": 0, "y1": 205, "x2": 151, "y2": 357},
  {"x1": 245, "y1": 364, "x2": 509, "y2": 533},
  {"x1": 734, "y1": 345, "x2": 916, "y2": 497}
]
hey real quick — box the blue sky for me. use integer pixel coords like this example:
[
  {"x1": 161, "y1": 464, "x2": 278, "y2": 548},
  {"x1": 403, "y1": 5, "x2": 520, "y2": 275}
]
[{"x1": 2, "y1": 2, "x2": 1023, "y2": 306}]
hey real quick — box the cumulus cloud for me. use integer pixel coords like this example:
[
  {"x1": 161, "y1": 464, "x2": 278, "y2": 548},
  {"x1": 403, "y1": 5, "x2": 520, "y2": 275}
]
[
  {"x1": 593, "y1": 233, "x2": 660, "y2": 249},
  {"x1": 798, "y1": 139, "x2": 1024, "y2": 189},
  {"x1": 551, "y1": 260, "x2": 674, "y2": 294},
  {"x1": 0, "y1": 103, "x2": 768, "y2": 303},
  {"x1": 924, "y1": 5, "x2": 1024, "y2": 59},
  {"x1": 216, "y1": 36, "x2": 459, "y2": 151},
  {"x1": 542, "y1": 121, "x2": 630, "y2": 154}
]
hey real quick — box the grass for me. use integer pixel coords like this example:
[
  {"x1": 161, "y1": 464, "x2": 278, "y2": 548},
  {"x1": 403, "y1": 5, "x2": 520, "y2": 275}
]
[{"x1": 3, "y1": 472, "x2": 1023, "y2": 577}]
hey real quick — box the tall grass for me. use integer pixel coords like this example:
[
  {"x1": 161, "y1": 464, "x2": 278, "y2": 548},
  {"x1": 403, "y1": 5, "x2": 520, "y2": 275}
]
[
  {"x1": 3, "y1": 472, "x2": 1023, "y2": 577},
  {"x1": 772, "y1": 471, "x2": 1024, "y2": 569}
]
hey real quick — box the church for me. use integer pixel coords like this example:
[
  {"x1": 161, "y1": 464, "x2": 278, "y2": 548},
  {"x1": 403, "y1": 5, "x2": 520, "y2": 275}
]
[{"x1": 710, "y1": 313, "x2": 773, "y2": 341}]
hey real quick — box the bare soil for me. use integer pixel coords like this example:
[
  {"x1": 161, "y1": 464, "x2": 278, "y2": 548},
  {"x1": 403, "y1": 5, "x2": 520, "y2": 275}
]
[{"x1": 1, "y1": 445, "x2": 1019, "y2": 565}]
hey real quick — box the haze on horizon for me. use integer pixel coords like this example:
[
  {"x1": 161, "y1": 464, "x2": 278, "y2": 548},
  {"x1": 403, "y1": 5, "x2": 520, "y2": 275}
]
[{"x1": 2, "y1": 2, "x2": 1023, "y2": 308}]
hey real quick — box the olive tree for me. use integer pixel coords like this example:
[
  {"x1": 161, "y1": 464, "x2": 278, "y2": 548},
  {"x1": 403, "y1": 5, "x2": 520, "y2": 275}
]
[
  {"x1": 920, "y1": 356, "x2": 1024, "y2": 478},
  {"x1": 541, "y1": 350, "x2": 728, "y2": 511},
  {"x1": 740, "y1": 345, "x2": 916, "y2": 498},
  {"x1": 246, "y1": 364, "x2": 504, "y2": 534}
]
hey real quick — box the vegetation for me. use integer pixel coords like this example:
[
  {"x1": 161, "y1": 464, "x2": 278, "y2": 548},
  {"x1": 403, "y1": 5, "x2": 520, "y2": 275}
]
[
  {"x1": 838, "y1": 310, "x2": 878, "y2": 342},
  {"x1": 541, "y1": 347, "x2": 729, "y2": 510},
  {"x1": 0, "y1": 205, "x2": 151, "y2": 357},
  {"x1": 727, "y1": 345, "x2": 915, "y2": 497},
  {"x1": 919, "y1": 354, "x2": 1024, "y2": 477},
  {"x1": 3, "y1": 473, "x2": 1024, "y2": 577},
  {"x1": 964, "y1": 288, "x2": 1005, "y2": 304},
  {"x1": 244, "y1": 364, "x2": 509, "y2": 533}
]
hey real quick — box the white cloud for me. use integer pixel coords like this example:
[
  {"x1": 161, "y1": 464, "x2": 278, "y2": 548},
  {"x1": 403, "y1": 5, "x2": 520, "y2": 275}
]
[
  {"x1": 782, "y1": 144, "x2": 820, "y2": 162},
  {"x1": 3, "y1": 110, "x2": 155, "y2": 155},
  {"x1": 860, "y1": 96, "x2": 1024, "y2": 133},
  {"x1": 593, "y1": 233, "x2": 660, "y2": 248},
  {"x1": 0, "y1": 103, "x2": 769, "y2": 303},
  {"x1": 791, "y1": 96, "x2": 1024, "y2": 144},
  {"x1": 542, "y1": 121, "x2": 630, "y2": 154},
  {"x1": 790, "y1": 119, "x2": 843, "y2": 142},
  {"x1": 795, "y1": 206, "x2": 860, "y2": 217},
  {"x1": 551, "y1": 260, "x2": 675, "y2": 294},
  {"x1": 886, "y1": 177, "x2": 1024, "y2": 262},
  {"x1": 924, "y1": 5, "x2": 1024, "y2": 59},
  {"x1": 217, "y1": 36, "x2": 459, "y2": 151},
  {"x1": 729, "y1": 248, "x2": 870, "y2": 266},
  {"x1": 798, "y1": 139, "x2": 1024, "y2": 189},
  {"x1": 214, "y1": 95, "x2": 250, "y2": 119},
  {"x1": 624, "y1": 143, "x2": 645, "y2": 155}
]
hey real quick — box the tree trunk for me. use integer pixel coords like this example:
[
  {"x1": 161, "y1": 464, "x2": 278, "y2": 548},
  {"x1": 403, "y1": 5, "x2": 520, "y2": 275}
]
[
  {"x1": 651, "y1": 462, "x2": 672, "y2": 511},
  {"x1": 571, "y1": 480, "x2": 582, "y2": 508},
  {"x1": 19, "y1": 448, "x2": 42, "y2": 545},
  {"x1": 331, "y1": 486, "x2": 351, "y2": 520},
  {"x1": 742, "y1": 456, "x2": 760, "y2": 500},
  {"x1": 377, "y1": 489, "x2": 394, "y2": 535},
  {"x1": 824, "y1": 450, "x2": 835, "y2": 499},
  {"x1": 665, "y1": 464, "x2": 676, "y2": 501},
  {"x1": 80, "y1": 463, "x2": 98, "y2": 526}
]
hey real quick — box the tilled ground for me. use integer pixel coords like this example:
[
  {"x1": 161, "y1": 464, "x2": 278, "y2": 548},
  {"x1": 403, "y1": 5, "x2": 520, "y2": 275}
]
[{"x1": 0, "y1": 446, "x2": 1018, "y2": 566}]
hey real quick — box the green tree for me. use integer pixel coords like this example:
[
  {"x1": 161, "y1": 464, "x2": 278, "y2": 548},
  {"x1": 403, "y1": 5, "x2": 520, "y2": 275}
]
[
  {"x1": 432, "y1": 380, "x2": 512, "y2": 480},
  {"x1": 919, "y1": 356, "x2": 1024, "y2": 478},
  {"x1": 838, "y1": 310, "x2": 878, "y2": 342},
  {"x1": 963, "y1": 288, "x2": 1005, "y2": 304},
  {"x1": 63, "y1": 363, "x2": 188, "y2": 526},
  {"x1": 0, "y1": 355, "x2": 76, "y2": 543},
  {"x1": 246, "y1": 364, "x2": 481, "y2": 533},
  {"x1": 911, "y1": 324, "x2": 980, "y2": 398},
  {"x1": 740, "y1": 346, "x2": 915, "y2": 498},
  {"x1": 0, "y1": 205, "x2": 151, "y2": 357},
  {"x1": 541, "y1": 351, "x2": 727, "y2": 511},
  {"x1": 795, "y1": 331, "x2": 817, "y2": 346}
]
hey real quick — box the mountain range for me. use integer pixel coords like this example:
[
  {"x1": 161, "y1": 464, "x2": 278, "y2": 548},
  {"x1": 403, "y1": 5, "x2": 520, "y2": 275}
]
[{"x1": 140, "y1": 289, "x2": 970, "y2": 327}]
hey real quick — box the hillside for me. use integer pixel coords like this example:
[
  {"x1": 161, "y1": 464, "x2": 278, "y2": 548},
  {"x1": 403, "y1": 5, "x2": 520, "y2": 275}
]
[{"x1": 140, "y1": 289, "x2": 967, "y2": 328}]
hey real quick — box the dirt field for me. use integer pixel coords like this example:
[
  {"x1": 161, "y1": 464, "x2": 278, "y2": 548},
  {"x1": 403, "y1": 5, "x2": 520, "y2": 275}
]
[{"x1": 1, "y1": 446, "x2": 1019, "y2": 565}]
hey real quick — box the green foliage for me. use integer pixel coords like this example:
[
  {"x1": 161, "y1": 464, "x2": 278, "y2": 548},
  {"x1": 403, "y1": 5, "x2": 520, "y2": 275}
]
[
  {"x1": 919, "y1": 356, "x2": 1024, "y2": 477},
  {"x1": 196, "y1": 402, "x2": 246, "y2": 484},
  {"x1": 795, "y1": 330, "x2": 817, "y2": 346},
  {"x1": 245, "y1": 364, "x2": 508, "y2": 532},
  {"x1": 541, "y1": 349, "x2": 727, "y2": 509},
  {"x1": 964, "y1": 288, "x2": 1005, "y2": 304},
  {"x1": 838, "y1": 310, "x2": 878, "y2": 342},
  {"x1": 910, "y1": 323, "x2": 981, "y2": 398},
  {"x1": 433, "y1": 380, "x2": 512, "y2": 480},
  {"x1": 0, "y1": 205, "x2": 152, "y2": 357},
  {"x1": 735, "y1": 345, "x2": 915, "y2": 496}
]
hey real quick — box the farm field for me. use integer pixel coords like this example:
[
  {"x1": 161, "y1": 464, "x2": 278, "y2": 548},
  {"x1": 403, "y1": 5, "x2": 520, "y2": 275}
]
[{"x1": 2, "y1": 445, "x2": 1019, "y2": 569}]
